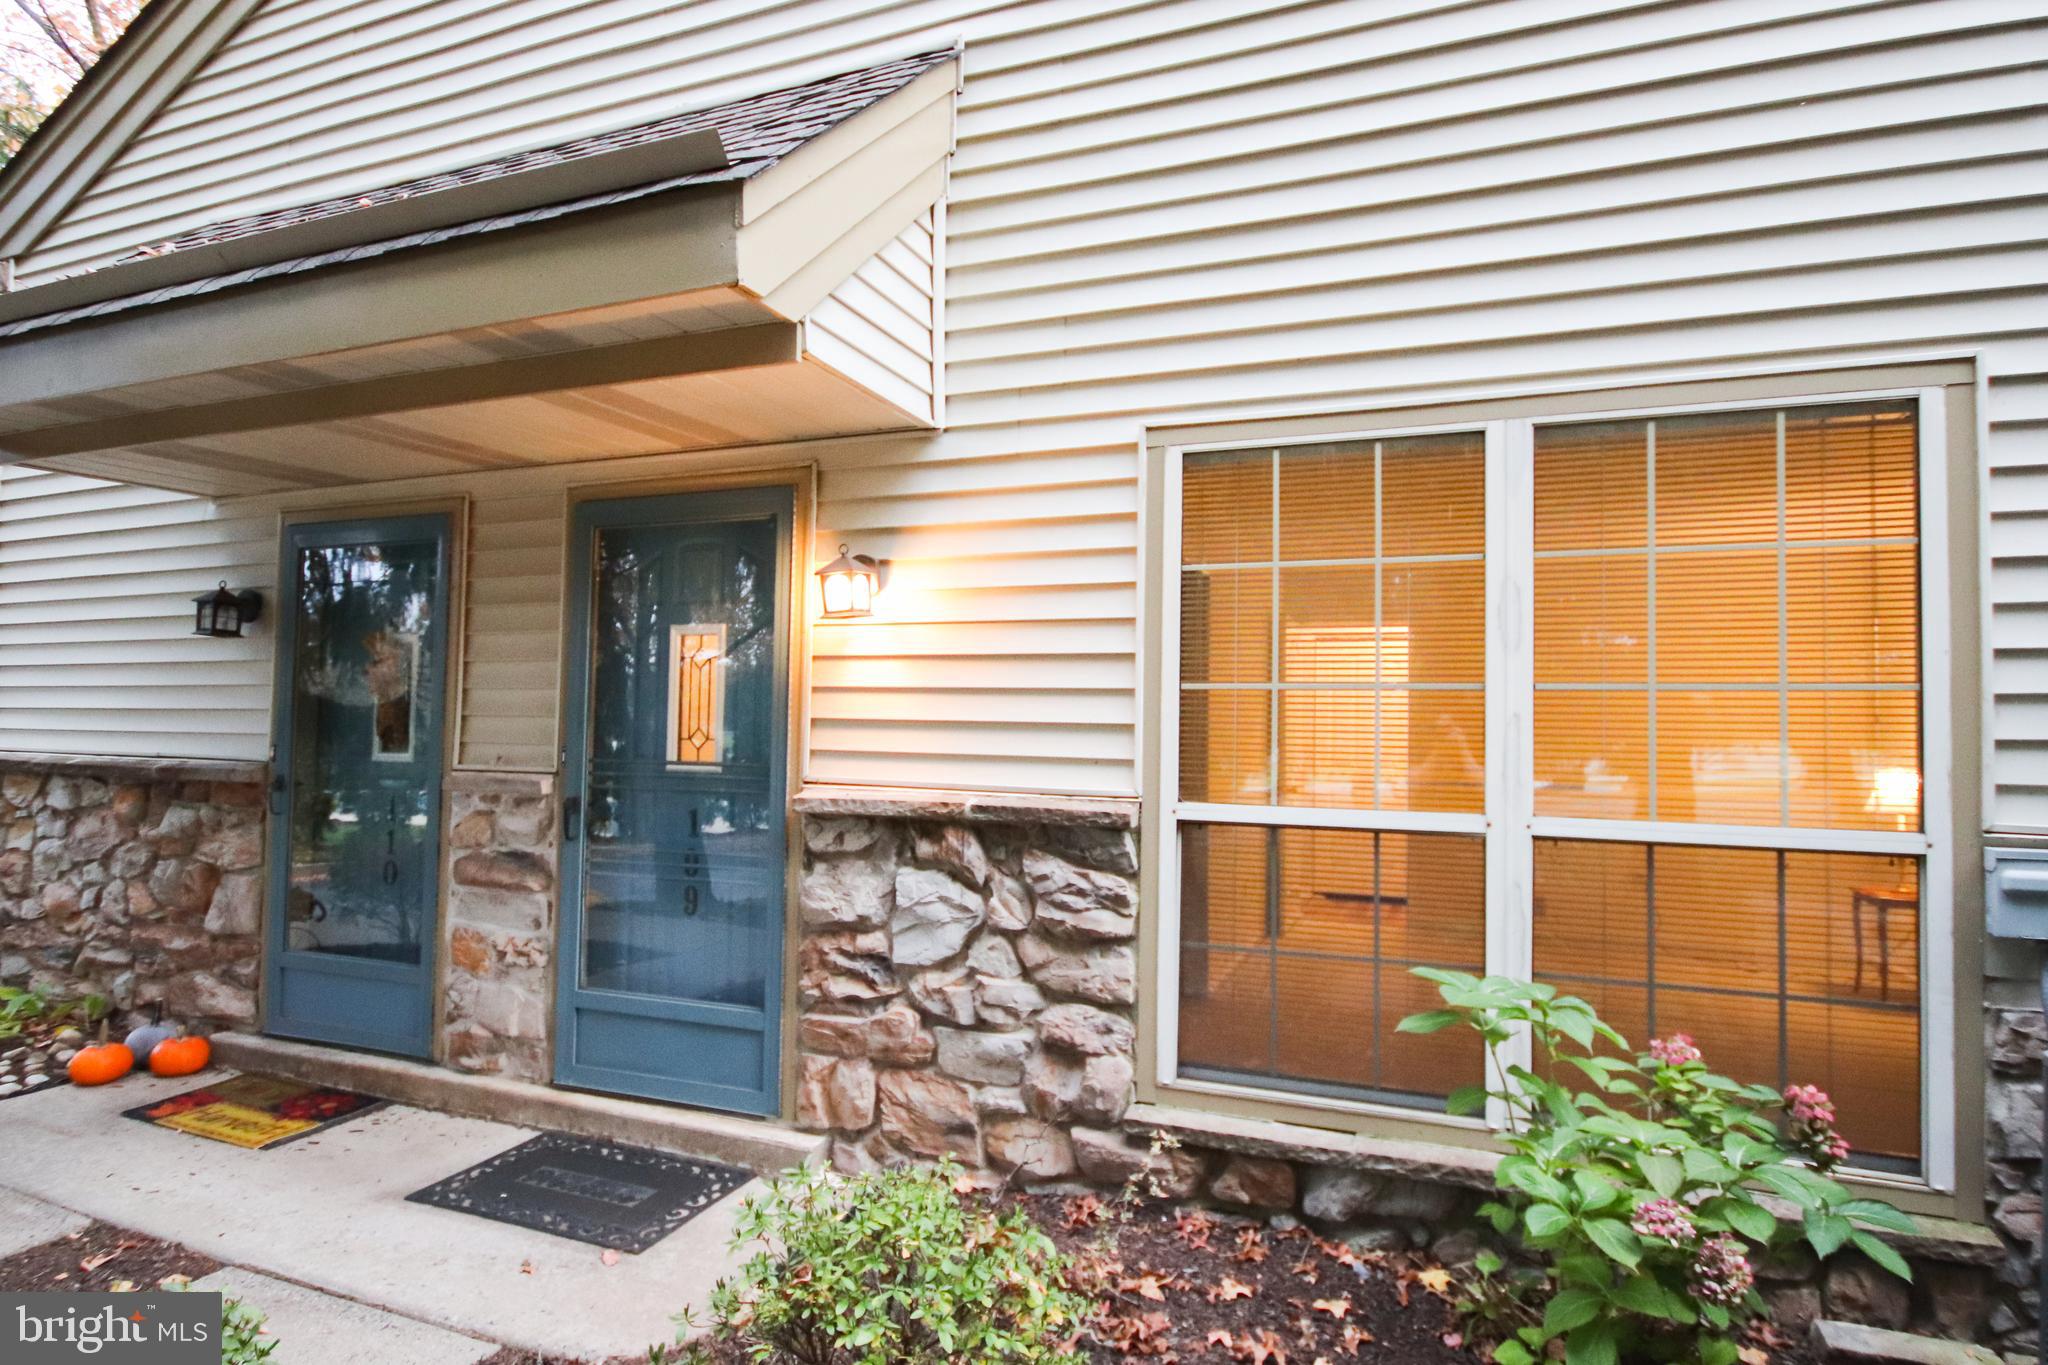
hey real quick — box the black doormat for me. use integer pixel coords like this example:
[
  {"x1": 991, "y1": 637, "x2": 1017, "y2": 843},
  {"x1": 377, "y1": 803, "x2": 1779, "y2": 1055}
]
[{"x1": 406, "y1": 1132, "x2": 752, "y2": 1253}]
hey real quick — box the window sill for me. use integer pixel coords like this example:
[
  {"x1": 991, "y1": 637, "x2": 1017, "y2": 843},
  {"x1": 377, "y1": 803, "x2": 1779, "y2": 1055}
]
[{"x1": 1126, "y1": 1100, "x2": 1500, "y2": 1191}]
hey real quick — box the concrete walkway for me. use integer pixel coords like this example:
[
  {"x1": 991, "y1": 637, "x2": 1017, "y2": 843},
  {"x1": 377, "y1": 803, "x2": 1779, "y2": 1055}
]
[{"x1": 0, "y1": 1065, "x2": 760, "y2": 1361}]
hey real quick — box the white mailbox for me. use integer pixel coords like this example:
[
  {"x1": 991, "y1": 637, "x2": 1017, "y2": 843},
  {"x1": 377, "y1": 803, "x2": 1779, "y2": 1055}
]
[{"x1": 1988, "y1": 848, "x2": 2048, "y2": 941}]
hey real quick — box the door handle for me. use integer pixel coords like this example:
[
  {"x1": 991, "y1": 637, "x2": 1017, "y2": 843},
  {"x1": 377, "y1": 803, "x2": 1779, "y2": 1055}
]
[
  {"x1": 563, "y1": 794, "x2": 581, "y2": 842},
  {"x1": 268, "y1": 774, "x2": 287, "y2": 816}
]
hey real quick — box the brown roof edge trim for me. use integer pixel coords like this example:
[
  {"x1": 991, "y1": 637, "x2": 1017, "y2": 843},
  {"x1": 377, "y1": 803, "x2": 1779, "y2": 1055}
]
[{"x1": 0, "y1": 128, "x2": 728, "y2": 327}]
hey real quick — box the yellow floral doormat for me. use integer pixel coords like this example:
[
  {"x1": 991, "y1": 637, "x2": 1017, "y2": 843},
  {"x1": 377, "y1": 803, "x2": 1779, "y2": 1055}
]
[{"x1": 122, "y1": 1074, "x2": 383, "y2": 1149}]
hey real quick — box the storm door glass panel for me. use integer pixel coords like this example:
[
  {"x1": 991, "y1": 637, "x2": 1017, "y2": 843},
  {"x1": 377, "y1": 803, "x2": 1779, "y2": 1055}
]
[
  {"x1": 581, "y1": 516, "x2": 779, "y2": 1006},
  {"x1": 284, "y1": 538, "x2": 442, "y2": 962}
]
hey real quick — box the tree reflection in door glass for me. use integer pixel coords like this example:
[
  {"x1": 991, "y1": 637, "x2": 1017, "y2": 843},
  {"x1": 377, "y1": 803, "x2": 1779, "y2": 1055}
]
[
  {"x1": 582, "y1": 516, "x2": 778, "y2": 1008},
  {"x1": 285, "y1": 540, "x2": 440, "y2": 963}
]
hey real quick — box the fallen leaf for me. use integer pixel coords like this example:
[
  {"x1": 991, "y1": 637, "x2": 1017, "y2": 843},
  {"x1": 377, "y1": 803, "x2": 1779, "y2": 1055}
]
[
  {"x1": 1174, "y1": 1211, "x2": 1216, "y2": 1249},
  {"x1": 518, "y1": 1260, "x2": 536, "y2": 1276},
  {"x1": 1118, "y1": 1273, "x2": 1168, "y2": 1302},
  {"x1": 79, "y1": 1250, "x2": 123, "y2": 1273},
  {"x1": 1738, "y1": 1350, "x2": 1769, "y2": 1365},
  {"x1": 1234, "y1": 1226, "x2": 1269, "y2": 1264},
  {"x1": 106, "y1": 1280, "x2": 135, "y2": 1294},
  {"x1": 1209, "y1": 1277, "x2": 1256, "y2": 1302},
  {"x1": 1290, "y1": 1255, "x2": 1320, "y2": 1282},
  {"x1": 1210, "y1": 1330, "x2": 1288, "y2": 1365},
  {"x1": 1339, "y1": 1323, "x2": 1374, "y2": 1354},
  {"x1": 1063, "y1": 1194, "x2": 1106, "y2": 1230},
  {"x1": 1311, "y1": 1298, "x2": 1351, "y2": 1319}
]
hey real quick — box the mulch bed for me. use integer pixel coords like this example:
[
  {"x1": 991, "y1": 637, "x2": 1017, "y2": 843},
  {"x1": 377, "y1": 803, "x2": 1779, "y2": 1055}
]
[
  {"x1": 0, "y1": 1219, "x2": 219, "y2": 1293},
  {"x1": 1024, "y1": 1193, "x2": 1472, "y2": 1364}
]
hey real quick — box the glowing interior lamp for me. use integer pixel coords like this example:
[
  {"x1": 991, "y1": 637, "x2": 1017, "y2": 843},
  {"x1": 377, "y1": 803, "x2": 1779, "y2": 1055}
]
[
  {"x1": 1865, "y1": 766, "x2": 1921, "y2": 831},
  {"x1": 816, "y1": 544, "x2": 880, "y2": 619}
]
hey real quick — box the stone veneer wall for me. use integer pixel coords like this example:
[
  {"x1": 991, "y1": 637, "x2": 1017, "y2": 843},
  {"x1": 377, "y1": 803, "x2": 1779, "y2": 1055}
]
[
  {"x1": 0, "y1": 759, "x2": 265, "y2": 1031},
  {"x1": 442, "y1": 771, "x2": 557, "y2": 1082},
  {"x1": 793, "y1": 799, "x2": 2037, "y2": 1356},
  {"x1": 795, "y1": 804, "x2": 1166, "y2": 1184},
  {"x1": 1983, "y1": 1006, "x2": 2044, "y2": 1355}
]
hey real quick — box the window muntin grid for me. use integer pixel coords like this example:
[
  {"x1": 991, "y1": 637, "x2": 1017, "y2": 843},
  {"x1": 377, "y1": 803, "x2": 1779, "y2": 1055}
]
[
  {"x1": 1166, "y1": 395, "x2": 1934, "y2": 1172},
  {"x1": 1180, "y1": 433, "x2": 1487, "y2": 816}
]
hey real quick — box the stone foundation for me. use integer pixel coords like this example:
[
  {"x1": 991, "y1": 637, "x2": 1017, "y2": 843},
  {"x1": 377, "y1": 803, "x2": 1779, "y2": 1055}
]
[
  {"x1": 794, "y1": 800, "x2": 1149, "y2": 1181},
  {"x1": 0, "y1": 758, "x2": 265, "y2": 1032},
  {"x1": 1984, "y1": 1006, "x2": 2043, "y2": 1355},
  {"x1": 793, "y1": 794, "x2": 2034, "y2": 1356},
  {"x1": 441, "y1": 772, "x2": 557, "y2": 1082}
]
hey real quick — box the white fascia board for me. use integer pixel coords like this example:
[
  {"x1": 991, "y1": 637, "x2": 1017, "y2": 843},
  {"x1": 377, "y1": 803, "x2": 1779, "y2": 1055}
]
[{"x1": 738, "y1": 64, "x2": 957, "y2": 320}]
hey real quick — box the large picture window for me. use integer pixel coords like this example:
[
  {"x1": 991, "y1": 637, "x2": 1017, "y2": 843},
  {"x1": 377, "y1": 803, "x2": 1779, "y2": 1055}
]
[{"x1": 1161, "y1": 392, "x2": 1946, "y2": 1180}]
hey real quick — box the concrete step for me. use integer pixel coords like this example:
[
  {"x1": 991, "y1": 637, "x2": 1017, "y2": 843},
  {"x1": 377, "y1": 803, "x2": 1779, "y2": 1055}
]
[
  {"x1": 209, "y1": 1033, "x2": 824, "y2": 1176},
  {"x1": 189, "y1": 1268, "x2": 501, "y2": 1365}
]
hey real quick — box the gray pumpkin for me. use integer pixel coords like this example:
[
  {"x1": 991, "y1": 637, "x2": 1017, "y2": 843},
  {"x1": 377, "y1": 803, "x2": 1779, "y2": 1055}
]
[{"x1": 124, "y1": 1021, "x2": 176, "y2": 1059}]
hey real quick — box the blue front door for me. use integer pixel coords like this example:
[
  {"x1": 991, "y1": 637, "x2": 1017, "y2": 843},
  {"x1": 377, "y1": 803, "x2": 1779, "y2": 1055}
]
[
  {"x1": 265, "y1": 514, "x2": 450, "y2": 1058},
  {"x1": 556, "y1": 487, "x2": 792, "y2": 1116}
]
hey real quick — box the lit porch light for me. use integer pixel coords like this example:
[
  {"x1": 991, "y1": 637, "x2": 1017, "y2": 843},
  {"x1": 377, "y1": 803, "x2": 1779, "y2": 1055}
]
[{"x1": 816, "y1": 544, "x2": 881, "y2": 619}]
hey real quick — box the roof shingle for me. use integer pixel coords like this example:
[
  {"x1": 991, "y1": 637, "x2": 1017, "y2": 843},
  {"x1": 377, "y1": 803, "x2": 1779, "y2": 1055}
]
[
  {"x1": 128, "y1": 50, "x2": 954, "y2": 260},
  {"x1": 0, "y1": 49, "x2": 952, "y2": 340}
]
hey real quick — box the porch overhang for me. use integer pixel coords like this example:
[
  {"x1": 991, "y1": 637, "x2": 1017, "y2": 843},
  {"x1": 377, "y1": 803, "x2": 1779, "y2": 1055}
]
[{"x1": 0, "y1": 53, "x2": 955, "y2": 495}]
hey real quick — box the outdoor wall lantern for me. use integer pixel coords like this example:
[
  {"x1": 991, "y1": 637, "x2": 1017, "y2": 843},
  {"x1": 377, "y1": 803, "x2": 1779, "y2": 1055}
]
[
  {"x1": 816, "y1": 544, "x2": 882, "y2": 619},
  {"x1": 192, "y1": 581, "x2": 263, "y2": 637}
]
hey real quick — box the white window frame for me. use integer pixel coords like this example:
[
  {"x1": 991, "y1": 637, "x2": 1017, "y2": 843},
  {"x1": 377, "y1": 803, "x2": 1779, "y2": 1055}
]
[{"x1": 1153, "y1": 387, "x2": 1954, "y2": 1193}]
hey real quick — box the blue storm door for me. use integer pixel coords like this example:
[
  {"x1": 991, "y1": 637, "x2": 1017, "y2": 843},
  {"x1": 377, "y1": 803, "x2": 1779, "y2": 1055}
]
[
  {"x1": 265, "y1": 515, "x2": 451, "y2": 1058},
  {"x1": 557, "y1": 487, "x2": 792, "y2": 1116}
]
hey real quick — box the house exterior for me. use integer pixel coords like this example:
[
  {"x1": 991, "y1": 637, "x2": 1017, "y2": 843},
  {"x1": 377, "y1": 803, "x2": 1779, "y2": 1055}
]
[{"x1": 0, "y1": 0, "x2": 2043, "y2": 1345}]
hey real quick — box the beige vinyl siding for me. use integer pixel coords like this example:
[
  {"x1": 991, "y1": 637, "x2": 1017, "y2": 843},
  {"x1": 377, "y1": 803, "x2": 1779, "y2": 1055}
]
[
  {"x1": 1989, "y1": 372, "x2": 2048, "y2": 833},
  {"x1": 806, "y1": 209, "x2": 940, "y2": 427},
  {"x1": 0, "y1": 0, "x2": 2044, "y2": 816},
  {"x1": 0, "y1": 466, "x2": 274, "y2": 760}
]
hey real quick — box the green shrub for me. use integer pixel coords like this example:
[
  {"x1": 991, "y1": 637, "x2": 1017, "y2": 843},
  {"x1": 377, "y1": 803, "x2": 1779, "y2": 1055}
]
[
  {"x1": 220, "y1": 1296, "x2": 276, "y2": 1365},
  {"x1": 679, "y1": 1160, "x2": 1087, "y2": 1365},
  {"x1": 1400, "y1": 970, "x2": 1915, "y2": 1365}
]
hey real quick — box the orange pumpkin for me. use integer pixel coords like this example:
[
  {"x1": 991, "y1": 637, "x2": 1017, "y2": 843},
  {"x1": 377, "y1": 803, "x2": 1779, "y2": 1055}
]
[
  {"x1": 67, "y1": 1041, "x2": 133, "y2": 1086},
  {"x1": 147, "y1": 1034, "x2": 210, "y2": 1078}
]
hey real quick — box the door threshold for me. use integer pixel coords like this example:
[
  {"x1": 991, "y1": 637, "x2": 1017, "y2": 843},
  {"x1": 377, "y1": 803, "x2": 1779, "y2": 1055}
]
[{"x1": 210, "y1": 1033, "x2": 823, "y2": 1176}]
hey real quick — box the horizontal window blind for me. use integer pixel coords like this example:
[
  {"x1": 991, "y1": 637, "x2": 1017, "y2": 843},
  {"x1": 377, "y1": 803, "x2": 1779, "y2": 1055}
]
[
  {"x1": 1177, "y1": 432, "x2": 1487, "y2": 1106},
  {"x1": 1167, "y1": 395, "x2": 1931, "y2": 1170}
]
